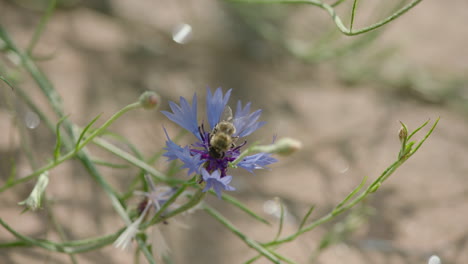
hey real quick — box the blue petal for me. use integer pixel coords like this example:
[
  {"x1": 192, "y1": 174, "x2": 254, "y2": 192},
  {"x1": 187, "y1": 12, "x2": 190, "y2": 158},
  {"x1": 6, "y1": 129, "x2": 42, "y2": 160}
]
[
  {"x1": 206, "y1": 88, "x2": 232, "y2": 129},
  {"x1": 163, "y1": 128, "x2": 184, "y2": 161},
  {"x1": 233, "y1": 101, "x2": 266, "y2": 137},
  {"x1": 201, "y1": 169, "x2": 235, "y2": 199},
  {"x1": 237, "y1": 153, "x2": 278, "y2": 173},
  {"x1": 162, "y1": 94, "x2": 200, "y2": 139},
  {"x1": 177, "y1": 147, "x2": 202, "y2": 176},
  {"x1": 163, "y1": 129, "x2": 202, "y2": 176}
]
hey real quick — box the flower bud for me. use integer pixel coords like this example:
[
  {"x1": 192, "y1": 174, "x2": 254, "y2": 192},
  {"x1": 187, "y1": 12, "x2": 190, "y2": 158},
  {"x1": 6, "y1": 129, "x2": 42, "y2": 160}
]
[
  {"x1": 253, "y1": 137, "x2": 302, "y2": 156},
  {"x1": 398, "y1": 122, "x2": 408, "y2": 143},
  {"x1": 139, "y1": 91, "x2": 161, "y2": 110},
  {"x1": 271, "y1": 137, "x2": 302, "y2": 156},
  {"x1": 18, "y1": 172, "x2": 49, "y2": 211}
]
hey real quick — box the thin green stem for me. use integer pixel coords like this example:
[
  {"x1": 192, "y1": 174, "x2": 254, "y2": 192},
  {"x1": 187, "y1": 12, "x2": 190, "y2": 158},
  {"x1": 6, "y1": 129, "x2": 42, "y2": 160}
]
[
  {"x1": 77, "y1": 102, "x2": 141, "y2": 149},
  {"x1": 331, "y1": 0, "x2": 346, "y2": 7},
  {"x1": 92, "y1": 137, "x2": 169, "y2": 182},
  {"x1": 221, "y1": 193, "x2": 270, "y2": 225},
  {"x1": 145, "y1": 184, "x2": 189, "y2": 227},
  {"x1": 349, "y1": 0, "x2": 359, "y2": 32},
  {"x1": 262, "y1": 119, "x2": 439, "y2": 247},
  {"x1": 227, "y1": 0, "x2": 424, "y2": 36},
  {"x1": 136, "y1": 236, "x2": 156, "y2": 264},
  {"x1": 159, "y1": 189, "x2": 206, "y2": 220},
  {"x1": 273, "y1": 199, "x2": 285, "y2": 241},
  {"x1": 0, "y1": 218, "x2": 122, "y2": 253},
  {"x1": 27, "y1": 0, "x2": 57, "y2": 54},
  {"x1": 203, "y1": 204, "x2": 281, "y2": 264},
  {"x1": 0, "y1": 144, "x2": 74, "y2": 192}
]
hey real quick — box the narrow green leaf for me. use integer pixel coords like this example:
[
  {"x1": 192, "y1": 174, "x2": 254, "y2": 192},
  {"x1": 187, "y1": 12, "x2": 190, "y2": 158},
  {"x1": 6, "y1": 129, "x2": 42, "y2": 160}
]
[
  {"x1": 75, "y1": 113, "x2": 102, "y2": 151},
  {"x1": 221, "y1": 193, "x2": 270, "y2": 225},
  {"x1": 406, "y1": 119, "x2": 430, "y2": 142},
  {"x1": 273, "y1": 198, "x2": 285, "y2": 241},
  {"x1": 0, "y1": 217, "x2": 121, "y2": 253},
  {"x1": 27, "y1": 0, "x2": 57, "y2": 54},
  {"x1": 91, "y1": 159, "x2": 130, "y2": 169},
  {"x1": 6, "y1": 158, "x2": 17, "y2": 184},
  {"x1": 136, "y1": 236, "x2": 156, "y2": 264},
  {"x1": 349, "y1": 0, "x2": 359, "y2": 32},
  {"x1": 203, "y1": 204, "x2": 280, "y2": 264},
  {"x1": 244, "y1": 254, "x2": 263, "y2": 264},
  {"x1": 334, "y1": 175, "x2": 367, "y2": 211},
  {"x1": 298, "y1": 205, "x2": 315, "y2": 231},
  {"x1": 54, "y1": 115, "x2": 69, "y2": 161},
  {"x1": 100, "y1": 131, "x2": 144, "y2": 160},
  {"x1": 0, "y1": 75, "x2": 15, "y2": 90},
  {"x1": 411, "y1": 117, "x2": 440, "y2": 154}
]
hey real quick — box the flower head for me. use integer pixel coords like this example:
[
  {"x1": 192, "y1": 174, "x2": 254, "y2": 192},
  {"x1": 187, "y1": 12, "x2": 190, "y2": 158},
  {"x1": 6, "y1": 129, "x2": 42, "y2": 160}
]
[{"x1": 162, "y1": 88, "x2": 277, "y2": 197}]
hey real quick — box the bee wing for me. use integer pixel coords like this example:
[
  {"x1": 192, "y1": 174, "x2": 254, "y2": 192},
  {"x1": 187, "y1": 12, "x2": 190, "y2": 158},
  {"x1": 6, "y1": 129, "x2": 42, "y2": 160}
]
[
  {"x1": 232, "y1": 111, "x2": 265, "y2": 137},
  {"x1": 221, "y1": 106, "x2": 233, "y2": 122}
]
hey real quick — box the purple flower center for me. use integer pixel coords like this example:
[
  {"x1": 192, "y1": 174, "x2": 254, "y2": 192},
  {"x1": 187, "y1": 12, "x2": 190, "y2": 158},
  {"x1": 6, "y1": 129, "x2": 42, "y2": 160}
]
[{"x1": 189, "y1": 125, "x2": 245, "y2": 177}]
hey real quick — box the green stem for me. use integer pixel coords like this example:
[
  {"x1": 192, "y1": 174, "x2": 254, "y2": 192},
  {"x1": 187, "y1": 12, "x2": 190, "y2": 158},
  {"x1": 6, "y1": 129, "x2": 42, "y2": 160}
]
[
  {"x1": 76, "y1": 102, "x2": 141, "y2": 149},
  {"x1": 92, "y1": 137, "x2": 169, "y2": 182},
  {"x1": 136, "y1": 236, "x2": 156, "y2": 264},
  {"x1": 27, "y1": 0, "x2": 57, "y2": 54},
  {"x1": 349, "y1": 0, "x2": 359, "y2": 32},
  {"x1": 159, "y1": 189, "x2": 206, "y2": 220},
  {"x1": 0, "y1": 218, "x2": 122, "y2": 253},
  {"x1": 146, "y1": 184, "x2": 189, "y2": 227},
  {"x1": 227, "y1": 0, "x2": 424, "y2": 36},
  {"x1": 263, "y1": 119, "x2": 439, "y2": 247},
  {"x1": 203, "y1": 204, "x2": 281, "y2": 264}
]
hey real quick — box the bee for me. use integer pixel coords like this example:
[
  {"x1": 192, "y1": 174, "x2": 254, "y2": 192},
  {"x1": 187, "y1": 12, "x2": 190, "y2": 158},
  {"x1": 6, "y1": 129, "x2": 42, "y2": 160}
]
[{"x1": 209, "y1": 107, "x2": 237, "y2": 158}]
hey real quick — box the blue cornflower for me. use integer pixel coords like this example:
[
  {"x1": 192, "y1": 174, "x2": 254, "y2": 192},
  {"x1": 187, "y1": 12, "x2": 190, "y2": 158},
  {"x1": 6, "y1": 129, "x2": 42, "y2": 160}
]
[{"x1": 162, "y1": 88, "x2": 278, "y2": 196}]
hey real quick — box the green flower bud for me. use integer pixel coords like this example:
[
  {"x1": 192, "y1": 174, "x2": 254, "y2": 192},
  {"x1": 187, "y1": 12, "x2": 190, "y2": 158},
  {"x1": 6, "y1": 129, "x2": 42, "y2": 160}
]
[
  {"x1": 398, "y1": 122, "x2": 408, "y2": 143},
  {"x1": 139, "y1": 91, "x2": 161, "y2": 110},
  {"x1": 272, "y1": 138, "x2": 302, "y2": 156},
  {"x1": 252, "y1": 137, "x2": 302, "y2": 156}
]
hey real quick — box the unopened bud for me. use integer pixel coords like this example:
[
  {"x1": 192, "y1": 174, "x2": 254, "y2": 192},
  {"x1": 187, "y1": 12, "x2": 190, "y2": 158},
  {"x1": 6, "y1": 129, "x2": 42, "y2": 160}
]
[
  {"x1": 398, "y1": 122, "x2": 408, "y2": 143},
  {"x1": 18, "y1": 172, "x2": 49, "y2": 211},
  {"x1": 253, "y1": 137, "x2": 302, "y2": 156},
  {"x1": 139, "y1": 91, "x2": 161, "y2": 110},
  {"x1": 273, "y1": 138, "x2": 302, "y2": 156}
]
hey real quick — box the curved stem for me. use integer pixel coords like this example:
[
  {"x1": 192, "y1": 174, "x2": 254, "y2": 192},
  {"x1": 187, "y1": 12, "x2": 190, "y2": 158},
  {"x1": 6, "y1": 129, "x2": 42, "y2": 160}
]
[{"x1": 227, "y1": 0, "x2": 424, "y2": 36}]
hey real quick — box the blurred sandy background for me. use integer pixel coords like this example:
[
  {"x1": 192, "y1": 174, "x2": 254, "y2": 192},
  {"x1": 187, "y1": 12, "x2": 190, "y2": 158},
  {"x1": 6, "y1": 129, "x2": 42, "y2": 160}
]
[{"x1": 1, "y1": 0, "x2": 468, "y2": 263}]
